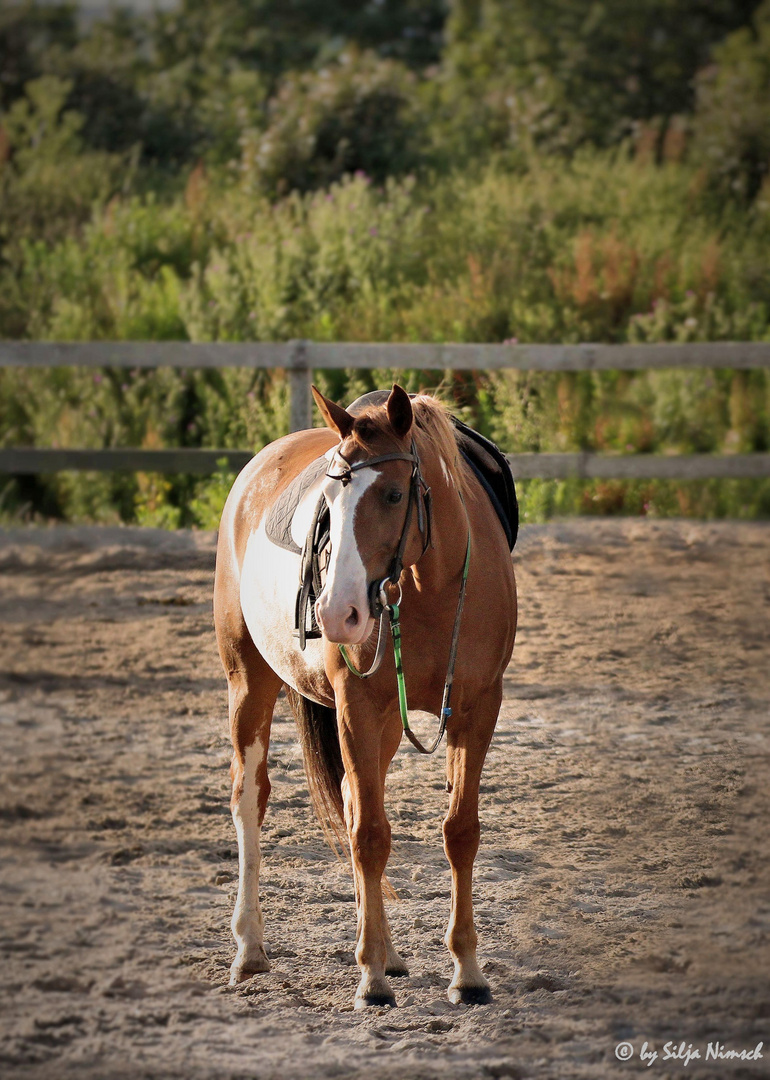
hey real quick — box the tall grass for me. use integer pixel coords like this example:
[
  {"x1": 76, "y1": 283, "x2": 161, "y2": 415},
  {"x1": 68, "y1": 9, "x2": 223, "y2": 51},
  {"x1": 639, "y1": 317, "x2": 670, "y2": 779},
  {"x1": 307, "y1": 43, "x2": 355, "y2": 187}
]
[{"x1": 1, "y1": 149, "x2": 769, "y2": 526}]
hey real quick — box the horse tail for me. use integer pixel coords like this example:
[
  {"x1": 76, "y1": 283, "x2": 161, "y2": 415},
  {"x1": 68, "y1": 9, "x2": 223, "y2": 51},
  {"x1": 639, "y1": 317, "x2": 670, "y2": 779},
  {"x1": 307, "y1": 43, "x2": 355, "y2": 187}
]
[{"x1": 284, "y1": 688, "x2": 346, "y2": 852}]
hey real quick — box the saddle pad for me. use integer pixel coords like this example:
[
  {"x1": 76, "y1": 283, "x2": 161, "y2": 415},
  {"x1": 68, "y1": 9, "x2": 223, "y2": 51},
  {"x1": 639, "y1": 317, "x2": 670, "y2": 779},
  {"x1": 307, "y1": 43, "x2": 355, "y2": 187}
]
[{"x1": 264, "y1": 455, "x2": 328, "y2": 555}]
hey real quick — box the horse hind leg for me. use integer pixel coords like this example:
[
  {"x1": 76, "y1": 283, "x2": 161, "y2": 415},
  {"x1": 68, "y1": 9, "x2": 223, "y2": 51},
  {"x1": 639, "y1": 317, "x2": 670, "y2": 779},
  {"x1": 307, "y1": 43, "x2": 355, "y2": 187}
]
[
  {"x1": 223, "y1": 642, "x2": 282, "y2": 985},
  {"x1": 349, "y1": 866, "x2": 408, "y2": 979}
]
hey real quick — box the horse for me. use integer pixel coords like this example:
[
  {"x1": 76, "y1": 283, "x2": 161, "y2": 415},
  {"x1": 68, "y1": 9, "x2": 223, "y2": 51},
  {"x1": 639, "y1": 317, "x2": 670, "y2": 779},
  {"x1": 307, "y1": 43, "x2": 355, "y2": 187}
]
[{"x1": 213, "y1": 384, "x2": 517, "y2": 1008}]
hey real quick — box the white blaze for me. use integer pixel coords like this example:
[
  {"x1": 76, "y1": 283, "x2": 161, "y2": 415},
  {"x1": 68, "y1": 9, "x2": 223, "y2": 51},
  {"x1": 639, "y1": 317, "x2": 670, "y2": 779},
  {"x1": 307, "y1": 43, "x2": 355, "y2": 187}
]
[{"x1": 315, "y1": 465, "x2": 377, "y2": 644}]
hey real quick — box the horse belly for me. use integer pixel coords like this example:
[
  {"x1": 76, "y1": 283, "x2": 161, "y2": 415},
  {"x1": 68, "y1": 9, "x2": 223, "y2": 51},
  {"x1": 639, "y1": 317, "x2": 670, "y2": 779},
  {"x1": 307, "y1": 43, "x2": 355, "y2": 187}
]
[{"x1": 239, "y1": 523, "x2": 329, "y2": 704}]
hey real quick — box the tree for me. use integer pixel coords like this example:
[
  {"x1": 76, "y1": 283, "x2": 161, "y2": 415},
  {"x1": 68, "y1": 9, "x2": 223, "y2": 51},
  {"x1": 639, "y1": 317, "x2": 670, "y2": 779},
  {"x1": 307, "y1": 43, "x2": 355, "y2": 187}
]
[
  {"x1": 692, "y1": 0, "x2": 770, "y2": 201},
  {"x1": 240, "y1": 51, "x2": 424, "y2": 193},
  {"x1": 149, "y1": 0, "x2": 447, "y2": 92},
  {"x1": 442, "y1": 0, "x2": 764, "y2": 150},
  {"x1": 0, "y1": 1, "x2": 77, "y2": 109}
]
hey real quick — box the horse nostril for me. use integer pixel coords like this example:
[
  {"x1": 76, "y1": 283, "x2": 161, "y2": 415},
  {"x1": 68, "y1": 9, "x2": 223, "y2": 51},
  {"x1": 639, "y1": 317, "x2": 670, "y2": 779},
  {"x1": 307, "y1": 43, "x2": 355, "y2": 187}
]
[{"x1": 345, "y1": 607, "x2": 360, "y2": 629}]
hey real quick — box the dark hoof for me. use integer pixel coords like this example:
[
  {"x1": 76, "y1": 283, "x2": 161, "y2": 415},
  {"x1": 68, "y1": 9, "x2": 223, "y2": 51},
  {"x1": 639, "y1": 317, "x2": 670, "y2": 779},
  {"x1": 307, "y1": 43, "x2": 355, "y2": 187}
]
[
  {"x1": 385, "y1": 965, "x2": 409, "y2": 978},
  {"x1": 448, "y1": 984, "x2": 493, "y2": 1006},
  {"x1": 355, "y1": 992, "x2": 397, "y2": 1009}
]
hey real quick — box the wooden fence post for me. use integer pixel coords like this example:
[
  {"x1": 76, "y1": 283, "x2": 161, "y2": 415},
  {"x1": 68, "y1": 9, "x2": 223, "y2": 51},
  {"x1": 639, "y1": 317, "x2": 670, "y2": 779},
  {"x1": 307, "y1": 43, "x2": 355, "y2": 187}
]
[{"x1": 288, "y1": 339, "x2": 312, "y2": 433}]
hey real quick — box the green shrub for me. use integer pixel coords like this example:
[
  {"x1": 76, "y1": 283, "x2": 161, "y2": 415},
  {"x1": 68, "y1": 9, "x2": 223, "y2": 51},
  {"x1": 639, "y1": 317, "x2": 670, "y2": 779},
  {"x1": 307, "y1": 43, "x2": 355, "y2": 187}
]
[
  {"x1": 2, "y1": 150, "x2": 770, "y2": 525},
  {"x1": 0, "y1": 75, "x2": 124, "y2": 248},
  {"x1": 441, "y1": 0, "x2": 763, "y2": 153},
  {"x1": 692, "y1": 0, "x2": 770, "y2": 202},
  {"x1": 239, "y1": 51, "x2": 425, "y2": 196}
]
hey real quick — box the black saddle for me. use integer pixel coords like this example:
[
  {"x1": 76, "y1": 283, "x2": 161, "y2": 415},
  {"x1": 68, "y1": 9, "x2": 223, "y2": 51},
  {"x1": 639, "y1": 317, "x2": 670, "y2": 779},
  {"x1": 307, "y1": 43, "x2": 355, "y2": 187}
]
[{"x1": 453, "y1": 416, "x2": 518, "y2": 551}]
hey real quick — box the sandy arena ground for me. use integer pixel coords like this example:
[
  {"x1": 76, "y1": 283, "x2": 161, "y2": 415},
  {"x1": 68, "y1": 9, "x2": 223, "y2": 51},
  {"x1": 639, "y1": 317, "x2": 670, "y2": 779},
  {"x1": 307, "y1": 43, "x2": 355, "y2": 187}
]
[{"x1": 0, "y1": 519, "x2": 768, "y2": 1080}]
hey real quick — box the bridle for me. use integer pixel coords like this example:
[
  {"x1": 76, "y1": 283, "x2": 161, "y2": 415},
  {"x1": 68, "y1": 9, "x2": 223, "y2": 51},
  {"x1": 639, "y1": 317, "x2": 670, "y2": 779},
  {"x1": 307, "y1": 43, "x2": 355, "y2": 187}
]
[
  {"x1": 325, "y1": 437, "x2": 470, "y2": 755},
  {"x1": 325, "y1": 438, "x2": 432, "y2": 620}
]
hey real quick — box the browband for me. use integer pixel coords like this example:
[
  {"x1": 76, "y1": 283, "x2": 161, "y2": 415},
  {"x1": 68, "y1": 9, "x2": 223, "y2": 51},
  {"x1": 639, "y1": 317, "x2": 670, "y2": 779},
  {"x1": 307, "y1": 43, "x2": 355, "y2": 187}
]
[{"x1": 326, "y1": 449, "x2": 418, "y2": 485}]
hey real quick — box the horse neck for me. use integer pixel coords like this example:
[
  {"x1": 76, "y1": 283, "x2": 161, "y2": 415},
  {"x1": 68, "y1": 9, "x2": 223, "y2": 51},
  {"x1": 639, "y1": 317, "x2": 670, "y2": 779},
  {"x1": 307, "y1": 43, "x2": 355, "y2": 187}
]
[{"x1": 411, "y1": 451, "x2": 469, "y2": 595}]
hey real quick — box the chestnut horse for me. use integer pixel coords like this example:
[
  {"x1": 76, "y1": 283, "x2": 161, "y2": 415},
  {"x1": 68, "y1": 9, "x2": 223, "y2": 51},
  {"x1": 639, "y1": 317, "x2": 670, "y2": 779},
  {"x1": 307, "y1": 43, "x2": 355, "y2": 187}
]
[{"x1": 214, "y1": 385, "x2": 517, "y2": 1008}]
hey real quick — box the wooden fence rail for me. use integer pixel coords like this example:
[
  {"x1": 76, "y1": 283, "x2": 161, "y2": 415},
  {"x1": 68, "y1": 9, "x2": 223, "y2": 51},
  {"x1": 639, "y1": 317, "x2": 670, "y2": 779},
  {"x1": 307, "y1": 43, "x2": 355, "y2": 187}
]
[{"x1": 2, "y1": 340, "x2": 770, "y2": 480}]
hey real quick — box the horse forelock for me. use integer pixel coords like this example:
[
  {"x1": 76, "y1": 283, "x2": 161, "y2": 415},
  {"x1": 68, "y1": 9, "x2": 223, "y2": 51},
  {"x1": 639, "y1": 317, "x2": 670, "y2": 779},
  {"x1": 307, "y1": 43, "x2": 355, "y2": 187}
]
[{"x1": 334, "y1": 409, "x2": 406, "y2": 472}]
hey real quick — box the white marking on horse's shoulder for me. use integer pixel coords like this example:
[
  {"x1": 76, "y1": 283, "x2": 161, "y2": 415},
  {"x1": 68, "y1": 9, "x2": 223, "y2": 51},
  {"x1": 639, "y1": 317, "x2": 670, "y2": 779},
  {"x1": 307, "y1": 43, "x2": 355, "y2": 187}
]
[{"x1": 239, "y1": 522, "x2": 328, "y2": 702}]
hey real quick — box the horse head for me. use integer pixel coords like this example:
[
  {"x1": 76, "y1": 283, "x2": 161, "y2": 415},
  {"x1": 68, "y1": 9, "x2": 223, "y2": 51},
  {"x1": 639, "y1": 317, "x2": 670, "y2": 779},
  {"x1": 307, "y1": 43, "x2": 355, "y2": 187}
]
[{"x1": 311, "y1": 384, "x2": 429, "y2": 645}]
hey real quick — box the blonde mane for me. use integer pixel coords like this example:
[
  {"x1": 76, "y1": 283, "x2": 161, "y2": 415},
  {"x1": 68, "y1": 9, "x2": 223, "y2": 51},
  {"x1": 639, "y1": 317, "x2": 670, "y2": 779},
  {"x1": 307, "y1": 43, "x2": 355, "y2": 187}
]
[
  {"x1": 347, "y1": 392, "x2": 472, "y2": 498},
  {"x1": 410, "y1": 394, "x2": 473, "y2": 500}
]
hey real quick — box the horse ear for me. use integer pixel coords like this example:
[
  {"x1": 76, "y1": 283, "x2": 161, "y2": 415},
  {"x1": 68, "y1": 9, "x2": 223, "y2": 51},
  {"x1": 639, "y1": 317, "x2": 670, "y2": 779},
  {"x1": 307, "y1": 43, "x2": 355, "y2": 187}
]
[
  {"x1": 311, "y1": 385, "x2": 355, "y2": 439},
  {"x1": 386, "y1": 384, "x2": 413, "y2": 439}
]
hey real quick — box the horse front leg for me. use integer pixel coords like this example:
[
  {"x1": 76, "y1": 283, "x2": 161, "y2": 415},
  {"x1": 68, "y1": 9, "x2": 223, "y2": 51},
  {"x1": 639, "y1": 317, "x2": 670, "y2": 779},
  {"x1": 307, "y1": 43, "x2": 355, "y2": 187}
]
[
  {"x1": 226, "y1": 659, "x2": 282, "y2": 985},
  {"x1": 442, "y1": 694, "x2": 499, "y2": 1005},
  {"x1": 342, "y1": 773, "x2": 409, "y2": 980},
  {"x1": 339, "y1": 707, "x2": 398, "y2": 1008}
]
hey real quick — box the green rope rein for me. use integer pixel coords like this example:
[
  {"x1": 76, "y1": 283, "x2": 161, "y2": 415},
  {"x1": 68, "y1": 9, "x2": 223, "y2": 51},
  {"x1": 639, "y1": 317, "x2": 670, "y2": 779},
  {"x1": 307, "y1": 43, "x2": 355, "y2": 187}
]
[{"x1": 339, "y1": 527, "x2": 471, "y2": 754}]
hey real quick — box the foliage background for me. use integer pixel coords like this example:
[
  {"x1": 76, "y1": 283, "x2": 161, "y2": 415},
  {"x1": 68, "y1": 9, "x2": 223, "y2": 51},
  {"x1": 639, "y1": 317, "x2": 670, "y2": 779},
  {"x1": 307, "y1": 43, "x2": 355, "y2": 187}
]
[{"x1": 2, "y1": 0, "x2": 770, "y2": 526}]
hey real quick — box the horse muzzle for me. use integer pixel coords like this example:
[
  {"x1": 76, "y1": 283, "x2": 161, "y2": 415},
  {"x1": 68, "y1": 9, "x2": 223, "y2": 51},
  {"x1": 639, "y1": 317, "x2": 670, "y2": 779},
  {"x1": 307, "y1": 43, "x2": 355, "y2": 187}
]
[{"x1": 314, "y1": 594, "x2": 375, "y2": 646}]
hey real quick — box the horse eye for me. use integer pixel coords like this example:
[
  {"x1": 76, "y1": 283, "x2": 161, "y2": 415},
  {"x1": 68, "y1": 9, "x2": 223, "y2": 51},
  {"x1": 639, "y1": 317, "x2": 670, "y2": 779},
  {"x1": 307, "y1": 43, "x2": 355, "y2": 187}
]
[{"x1": 386, "y1": 489, "x2": 403, "y2": 505}]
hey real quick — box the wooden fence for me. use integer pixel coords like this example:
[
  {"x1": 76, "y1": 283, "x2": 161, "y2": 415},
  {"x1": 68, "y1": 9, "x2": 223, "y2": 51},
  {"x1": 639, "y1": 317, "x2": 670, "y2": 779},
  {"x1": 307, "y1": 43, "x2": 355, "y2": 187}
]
[{"x1": 2, "y1": 340, "x2": 770, "y2": 480}]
